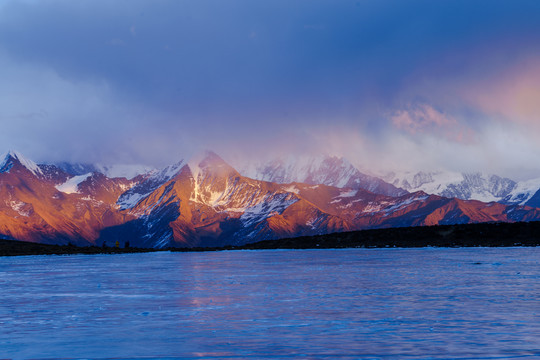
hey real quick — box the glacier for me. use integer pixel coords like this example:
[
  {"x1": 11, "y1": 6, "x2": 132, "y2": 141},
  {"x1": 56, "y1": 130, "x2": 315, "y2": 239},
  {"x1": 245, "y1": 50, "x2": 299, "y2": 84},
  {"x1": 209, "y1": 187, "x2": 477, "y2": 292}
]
[{"x1": 55, "y1": 173, "x2": 93, "y2": 194}]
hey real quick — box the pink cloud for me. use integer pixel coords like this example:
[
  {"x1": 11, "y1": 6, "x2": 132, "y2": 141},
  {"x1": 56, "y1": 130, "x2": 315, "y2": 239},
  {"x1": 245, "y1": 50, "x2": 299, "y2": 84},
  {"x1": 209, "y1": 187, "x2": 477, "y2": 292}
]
[
  {"x1": 391, "y1": 104, "x2": 474, "y2": 143},
  {"x1": 462, "y1": 57, "x2": 540, "y2": 127}
]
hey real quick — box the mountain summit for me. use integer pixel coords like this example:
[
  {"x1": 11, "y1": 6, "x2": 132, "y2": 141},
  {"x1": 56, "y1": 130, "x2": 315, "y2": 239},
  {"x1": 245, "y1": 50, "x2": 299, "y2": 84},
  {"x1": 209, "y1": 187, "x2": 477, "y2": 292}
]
[{"x1": 0, "y1": 150, "x2": 43, "y2": 176}]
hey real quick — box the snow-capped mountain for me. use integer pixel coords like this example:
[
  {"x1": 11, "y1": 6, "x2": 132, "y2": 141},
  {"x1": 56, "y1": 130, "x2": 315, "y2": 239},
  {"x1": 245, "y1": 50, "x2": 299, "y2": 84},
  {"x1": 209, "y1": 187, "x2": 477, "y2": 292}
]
[
  {"x1": 501, "y1": 178, "x2": 540, "y2": 207},
  {"x1": 381, "y1": 171, "x2": 540, "y2": 207},
  {"x1": 383, "y1": 171, "x2": 516, "y2": 202},
  {"x1": 117, "y1": 161, "x2": 185, "y2": 210},
  {"x1": 241, "y1": 155, "x2": 407, "y2": 197},
  {"x1": 1, "y1": 150, "x2": 44, "y2": 177},
  {"x1": 3, "y1": 150, "x2": 540, "y2": 248}
]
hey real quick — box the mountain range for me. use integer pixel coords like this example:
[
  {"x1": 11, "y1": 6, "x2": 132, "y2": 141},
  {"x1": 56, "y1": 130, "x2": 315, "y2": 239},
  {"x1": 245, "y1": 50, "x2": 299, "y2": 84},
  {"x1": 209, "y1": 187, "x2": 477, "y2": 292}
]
[
  {"x1": 381, "y1": 171, "x2": 540, "y2": 207},
  {"x1": 2, "y1": 150, "x2": 540, "y2": 248},
  {"x1": 244, "y1": 157, "x2": 540, "y2": 207},
  {"x1": 241, "y1": 155, "x2": 407, "y2": 197}
]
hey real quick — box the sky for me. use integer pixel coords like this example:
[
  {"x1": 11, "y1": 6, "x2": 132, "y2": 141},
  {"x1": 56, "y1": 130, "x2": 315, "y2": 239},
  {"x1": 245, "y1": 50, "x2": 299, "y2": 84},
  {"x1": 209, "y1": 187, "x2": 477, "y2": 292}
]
[{"x1": 1, "y1": 0, "x2": 540, "y2": 179}]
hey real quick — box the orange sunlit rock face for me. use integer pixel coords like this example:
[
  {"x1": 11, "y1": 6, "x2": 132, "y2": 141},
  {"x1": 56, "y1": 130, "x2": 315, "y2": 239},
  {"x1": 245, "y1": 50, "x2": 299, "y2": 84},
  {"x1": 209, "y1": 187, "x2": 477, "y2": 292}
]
[{"x1": 2, "y1": 151, "x2": 540, "y2": 248}]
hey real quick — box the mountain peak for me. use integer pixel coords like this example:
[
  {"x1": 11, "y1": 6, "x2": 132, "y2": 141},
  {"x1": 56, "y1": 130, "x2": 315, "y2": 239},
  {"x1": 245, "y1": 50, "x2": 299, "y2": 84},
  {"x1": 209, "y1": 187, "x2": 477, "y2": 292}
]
[
  {"x1": 188, "y1": 150, "x2": 222, "y2": 166},
  {"x1": 188, "y1": 150, "x2": 238, "y2": 179},
  {"x1": 0, "y1": 150, "x2": 43, "y2": 176},
  {"x1": 199, "y1": 151, "x2": 229, "y2": 169}
]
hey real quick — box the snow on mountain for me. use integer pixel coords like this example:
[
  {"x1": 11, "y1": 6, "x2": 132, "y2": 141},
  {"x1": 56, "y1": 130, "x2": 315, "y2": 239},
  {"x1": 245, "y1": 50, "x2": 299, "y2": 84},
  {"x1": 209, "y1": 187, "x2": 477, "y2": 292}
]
[
  {"x1": 241, "y1": 155, "x2": 407, "y2": 197},
  {"x1": 187, "y1": 151, "x2": 244, "y2": 205},
  {"x1": 117, "y1": 161, "x2": 186, "y2": 210},
  {"x1": 55, "y1": 173, "x2": 93, "y2": 194},
  {"x1": 55, "y1": 162, "x2": 97, "y2": 176},
  {"x1": 0, "y1": 150, "x2": 43, "y2": 176},
  {"x1": 521, "y1": 189, "x2": 540, "y2": 209},
  {"x1": 502, "y1": 177, "x2": 540, "y2": 206},
  {"x1": 383, "y1": 171, "x2": 458, "y2": 193},
  {"x1": 381, "y1": 171, "x2": 524, "y2": 203},
  {"x1": 242, "y1": 155, "x2": 353, "y2": 187},
  {"x1": 239, "y1": 192, "x2": 298, "y2": 227},
  {"x1": 4, "y1": 149, "x2": 540, "y2": 248}
]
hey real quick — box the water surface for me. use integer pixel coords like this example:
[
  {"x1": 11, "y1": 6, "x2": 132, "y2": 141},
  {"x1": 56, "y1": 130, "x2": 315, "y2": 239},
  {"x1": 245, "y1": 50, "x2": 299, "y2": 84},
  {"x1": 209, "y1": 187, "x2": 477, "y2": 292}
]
[{"x1": 1, "y1": 248, "x2": 539, "y2": 359}]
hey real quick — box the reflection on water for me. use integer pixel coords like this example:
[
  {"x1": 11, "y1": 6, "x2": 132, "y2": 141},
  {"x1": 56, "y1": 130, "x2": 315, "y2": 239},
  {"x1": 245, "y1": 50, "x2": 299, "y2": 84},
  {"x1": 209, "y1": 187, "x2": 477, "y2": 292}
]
[{"x1": 1, "y1": 248, "x2": 540, "y2": 359}]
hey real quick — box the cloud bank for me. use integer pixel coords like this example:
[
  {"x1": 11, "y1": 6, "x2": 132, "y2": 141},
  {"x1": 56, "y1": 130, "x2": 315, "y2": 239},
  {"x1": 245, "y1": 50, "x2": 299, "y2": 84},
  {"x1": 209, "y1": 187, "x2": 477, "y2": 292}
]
[{"x1": 1, "y1": 0, "x2": 540, "y2": 178}]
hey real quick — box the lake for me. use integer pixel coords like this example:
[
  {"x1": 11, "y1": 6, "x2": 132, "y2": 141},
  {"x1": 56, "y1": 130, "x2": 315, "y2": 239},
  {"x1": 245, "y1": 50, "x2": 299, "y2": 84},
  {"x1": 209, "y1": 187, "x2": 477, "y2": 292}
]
[{"x1": 1, "y1": 248, "x2": 539, "y2": 359}]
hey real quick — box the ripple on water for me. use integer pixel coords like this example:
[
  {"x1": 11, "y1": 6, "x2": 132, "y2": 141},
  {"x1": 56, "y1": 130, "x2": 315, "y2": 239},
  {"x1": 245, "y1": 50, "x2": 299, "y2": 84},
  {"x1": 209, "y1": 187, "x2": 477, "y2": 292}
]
[{"x1": 0, "y1": 248, "x2": 539, "y2": 359}]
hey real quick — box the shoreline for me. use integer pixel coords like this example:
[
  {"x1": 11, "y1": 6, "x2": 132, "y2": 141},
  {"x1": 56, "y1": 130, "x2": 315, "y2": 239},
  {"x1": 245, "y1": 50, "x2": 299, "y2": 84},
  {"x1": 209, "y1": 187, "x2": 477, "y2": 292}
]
[{"x1": 1, "y1": 221, "x2": 540, "y2": 257}]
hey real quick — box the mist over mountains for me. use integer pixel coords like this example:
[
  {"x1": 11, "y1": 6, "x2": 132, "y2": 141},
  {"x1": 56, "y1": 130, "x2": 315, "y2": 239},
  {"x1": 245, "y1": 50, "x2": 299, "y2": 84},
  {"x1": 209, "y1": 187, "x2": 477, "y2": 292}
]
[{"x1": 2, "y1": 149, "x2": 540, "y2": 248}]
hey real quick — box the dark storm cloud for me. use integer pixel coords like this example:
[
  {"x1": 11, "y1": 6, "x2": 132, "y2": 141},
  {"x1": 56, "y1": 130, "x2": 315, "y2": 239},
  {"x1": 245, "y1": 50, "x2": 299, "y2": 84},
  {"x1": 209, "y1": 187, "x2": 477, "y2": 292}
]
[
  {"x1": 3, "y1": 1, "x2": 538, "y2": 113},
  {"x1": 1, "y1": 0, "x2": 540, "y2": 175}
]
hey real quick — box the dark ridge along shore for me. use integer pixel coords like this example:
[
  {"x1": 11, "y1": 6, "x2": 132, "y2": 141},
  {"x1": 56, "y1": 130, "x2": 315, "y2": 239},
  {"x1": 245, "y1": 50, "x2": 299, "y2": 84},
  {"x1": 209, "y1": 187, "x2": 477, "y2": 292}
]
[{"x1": 2, "y1": 221, "x2": 540, "y2": 256}]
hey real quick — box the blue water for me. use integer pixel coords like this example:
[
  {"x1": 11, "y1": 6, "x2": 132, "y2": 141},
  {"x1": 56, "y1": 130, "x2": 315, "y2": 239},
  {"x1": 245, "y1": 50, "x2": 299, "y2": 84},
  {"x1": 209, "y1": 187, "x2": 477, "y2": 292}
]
[{"x1": 1, "y1": 248, "x2": 539, "y2": 359}]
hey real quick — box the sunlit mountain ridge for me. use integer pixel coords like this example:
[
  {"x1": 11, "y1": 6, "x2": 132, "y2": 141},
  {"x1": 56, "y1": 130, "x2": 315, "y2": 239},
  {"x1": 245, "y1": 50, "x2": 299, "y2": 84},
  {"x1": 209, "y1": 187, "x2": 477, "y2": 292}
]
[{"x1": 2, "y1": 150, "x2": 540, "y2": 248}]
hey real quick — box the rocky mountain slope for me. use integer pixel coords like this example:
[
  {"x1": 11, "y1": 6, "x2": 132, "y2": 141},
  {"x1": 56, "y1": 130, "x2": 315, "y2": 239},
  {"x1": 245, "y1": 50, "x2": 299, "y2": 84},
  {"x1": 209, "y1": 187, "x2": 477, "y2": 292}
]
[{"x1": 2, "y1": 150, "x2": 540, "y2": 248}]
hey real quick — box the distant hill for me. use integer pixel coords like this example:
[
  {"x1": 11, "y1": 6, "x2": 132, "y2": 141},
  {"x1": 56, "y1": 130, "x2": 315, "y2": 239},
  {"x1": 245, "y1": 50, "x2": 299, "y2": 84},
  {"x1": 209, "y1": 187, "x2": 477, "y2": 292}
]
[
  {"x1": 2, "y1": 221, "x2": 540, "y2": 256},
  {"x1": 238, "y1": 221, "x2": 540, "y2": 249}
]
